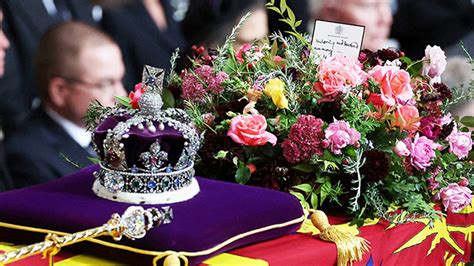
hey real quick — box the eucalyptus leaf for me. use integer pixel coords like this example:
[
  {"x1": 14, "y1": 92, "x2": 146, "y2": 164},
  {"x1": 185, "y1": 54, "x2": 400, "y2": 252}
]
[{"x1": 460, "y1": 116, "x2": 474, "y2": 127}]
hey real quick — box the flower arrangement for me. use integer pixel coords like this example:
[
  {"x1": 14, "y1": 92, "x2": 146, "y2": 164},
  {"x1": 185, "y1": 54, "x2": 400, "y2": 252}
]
[{"x1": 126, "y1": 6, "x2": 474, "y2": 224}]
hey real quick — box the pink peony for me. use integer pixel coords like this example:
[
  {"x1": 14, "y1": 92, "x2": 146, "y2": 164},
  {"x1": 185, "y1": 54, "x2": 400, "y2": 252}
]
[
  {"x1": 369, "y1": 65, "x2": 414, "y2": 106},
  {"x1": 393, "y1": 105, "x2": 420, "y2": 132},
  {"x1": 128, "y1": 83, "x2": 144, "y2": 109},
  {"x1": 314, "y1": 55, "x2": 366, "y2": 101},
  {"x1": 422, "y1": 45, "x2": 447, "y2": 81},
  {"x1": 325, "y1": 120, "x2": 361, "y2": 155},
  {"x1": 447, "y1": 130, "x2": 472, "y2": 159},
  {"x1": 408, "y1": 135, "x2": 437, "y2": 171},
  {"x1": 227, "y1": 114, "x2": 277, "y2": 146},
  {"x1": 439, "y1": 183, "x2": 472, "y2": 213}
]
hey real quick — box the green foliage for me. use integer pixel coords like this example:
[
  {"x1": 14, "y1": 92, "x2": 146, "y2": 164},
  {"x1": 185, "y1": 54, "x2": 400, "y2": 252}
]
[
  {"x1": 341, "y1": 93, "x2": 379, "y2": 138},
  {"x1": 265, "y1": 0, "x2": 309, "y2": 46}
]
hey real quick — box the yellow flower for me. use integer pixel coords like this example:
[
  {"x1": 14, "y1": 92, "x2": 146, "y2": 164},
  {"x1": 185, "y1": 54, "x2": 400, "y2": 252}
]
[{"x1": 264, "y1": 78, "x2": 288, "y2": 109}]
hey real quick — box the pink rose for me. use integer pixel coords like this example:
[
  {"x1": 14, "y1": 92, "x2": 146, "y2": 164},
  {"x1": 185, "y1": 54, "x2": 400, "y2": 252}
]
[
  {"x1": 459, "y1": 177, "x2": 469, "y2": 187},
  {"x1": 325, "y1": 120, "x2": 361, "y2": 155},
  {"x1": 422, "y1": 45, "x2": 447, "y2": 81},
  {"x1": 393, "y1": 140, "x2": 411, "y2": 157},
  {"x1": 393, "y1": 105, "x2": 420, "y2": 131},
  {"x1": 439, "y1": 183, "x2": 472, "y2": 213},
  {"x1": 447, "y1": 130, "x2": 472, "y2": 159},
  {"x1": 407, "y1": 135, "x2": 437, "y2": 171},
  {"x1": 369, "y1": 65, "x2": 414, "y2": 106},
  {"x1": 128, "y1": 83, "x2": 144, "y2": 109},
  {"x1": 314, "y1": 55, "x2": 366, "y2": 100},
  {"x1": 227, "y1": 114, "x2": 277, "y2": 146}
]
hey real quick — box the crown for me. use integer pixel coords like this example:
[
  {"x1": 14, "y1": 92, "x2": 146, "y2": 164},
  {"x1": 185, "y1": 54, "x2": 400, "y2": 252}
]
[{"x1": 89, "y1": 66, "x2": 203, "y2": 204}]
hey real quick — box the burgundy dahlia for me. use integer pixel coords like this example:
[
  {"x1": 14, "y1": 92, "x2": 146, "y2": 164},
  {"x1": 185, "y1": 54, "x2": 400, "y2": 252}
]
[
  {"x1": 360, "y1": 150, "x2": 390, "y2": 181},
  {"x1": 376, "y1": 48, "x2": 401, "y2": 62},
  {"x1": 282, "y1": 115, "x2": 325, "y2": 163}
]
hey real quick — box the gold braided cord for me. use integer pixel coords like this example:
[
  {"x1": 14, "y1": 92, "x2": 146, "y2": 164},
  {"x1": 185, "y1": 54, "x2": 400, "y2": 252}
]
[
  {"x1": 0, "y1": 212, "x2": 305, "y2": 260},
  {"x1": 0, "y1": 224, "x2": 110, "y2": 265}
]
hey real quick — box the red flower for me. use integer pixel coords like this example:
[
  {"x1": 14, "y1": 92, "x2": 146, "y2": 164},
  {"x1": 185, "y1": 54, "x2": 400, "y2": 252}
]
[
  {"x1": 366, "y1": 93, "x2": 385, "y2": 109},
  {"x1": 235, "y1": 43, "x2": 252, "y2": 64},
  {"x1": 129, "y1": 83, "x2": 144, "y2": 109}
]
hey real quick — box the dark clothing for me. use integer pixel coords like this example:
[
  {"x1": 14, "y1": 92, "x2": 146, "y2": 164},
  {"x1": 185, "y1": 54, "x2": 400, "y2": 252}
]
[
  {"x1": 101, "y1": 1, "x2": 186, "y2": 90},
  {"x1": 5, "y1": 108, "x2": 92, "y2": 188},
  {"x1": 0, "y1": 140, "x2": 13, "y2": 191},
  {"x1": 391, "y1": 0, "x2": 474, "y2": 58},
  {"x1": 0, "y1": 0, "x2": 95, "y2": 136}
]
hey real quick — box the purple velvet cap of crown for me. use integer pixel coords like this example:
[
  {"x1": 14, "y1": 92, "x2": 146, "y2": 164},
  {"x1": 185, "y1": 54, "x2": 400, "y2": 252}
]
[{"x1": 94, "y1": 115, "x2": 185, "y2": 168}]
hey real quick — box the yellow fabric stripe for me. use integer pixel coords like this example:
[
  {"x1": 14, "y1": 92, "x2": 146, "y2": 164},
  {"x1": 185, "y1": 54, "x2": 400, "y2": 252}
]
[
  {"x1": 55, "y1": 254, "x2": 127, "y2": 266},
  {"x1": 203, "y1": 253, "x2": 268, "y2": 266}
]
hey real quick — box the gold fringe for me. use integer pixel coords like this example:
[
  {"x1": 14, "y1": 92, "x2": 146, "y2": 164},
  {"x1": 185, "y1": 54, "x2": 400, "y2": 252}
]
[{"x1": 310, "y1": 210, "x2": 370, "y2": 266}]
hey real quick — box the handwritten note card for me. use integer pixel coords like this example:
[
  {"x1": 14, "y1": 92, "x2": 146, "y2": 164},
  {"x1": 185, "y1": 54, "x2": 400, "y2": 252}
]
[{"x1": 311, "y1": 20, "x2": 365, "y2": 62}]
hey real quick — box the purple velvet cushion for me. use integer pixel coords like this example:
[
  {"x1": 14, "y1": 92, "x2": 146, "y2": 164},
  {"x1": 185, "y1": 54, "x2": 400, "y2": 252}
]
[{"x1": 0, "y1": 165, "x2": 303, "y2": 265}]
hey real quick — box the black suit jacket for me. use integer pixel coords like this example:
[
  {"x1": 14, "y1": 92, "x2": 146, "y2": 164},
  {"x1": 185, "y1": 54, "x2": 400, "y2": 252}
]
[
  {"x1": 0, "y1": 0, "x2": 95, "y2": 134},
  {"x1": 101, "y1": 1, "x2": 186, "y2": 90},
  {"x1": 391, "y1": 0, "x2": 474, "y2": 58},
  {"x1": 5, "y1": 108, "x2": 92, "y2": 188}
]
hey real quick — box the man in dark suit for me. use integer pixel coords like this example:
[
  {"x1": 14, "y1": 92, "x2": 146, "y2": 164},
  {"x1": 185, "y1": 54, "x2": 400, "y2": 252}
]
[
  {"x1": 391, "y1": 0, "x2": 474, "y2": 58},
  {"x1": 101, "y1": 0, "x2": 187, "y2": 90},
  {"x1": 5, "y1": 21, "x2": 126, "y2": 188},
  {"x1": 0, "y1": 0, "x2": 96, "y2": 136}
]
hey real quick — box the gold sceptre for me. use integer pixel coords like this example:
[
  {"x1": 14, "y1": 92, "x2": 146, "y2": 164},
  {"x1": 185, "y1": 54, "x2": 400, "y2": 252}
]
[{"x1": 0, "y1": 206, "x2": 173, "y2": 265}]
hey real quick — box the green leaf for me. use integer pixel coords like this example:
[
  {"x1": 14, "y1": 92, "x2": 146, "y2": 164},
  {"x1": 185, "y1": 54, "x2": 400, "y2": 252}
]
[
  {"x1": 320, "y1": 181, "x2": 332, "y2": 204},
  {"x1": 213, "y1": 150, "x2": 229, "y2": 160},
  {"x1": 280, "y1": 0, "x2": 287, "y2": 13},
  {"x1": 293, "y1": 183, "x2": 313, "y2": 193},
  {"x1": 270, "y1": 40, "x2": 278, "y2": 56},
  {"x1": 88, "y1": 157, "x2": 101, "y2": 164},
  {"x1": 286, "y1": 6, "x2": 296, "y2": 25},
  {"x1": 460, "y1": 116, "x2": 474, "y2": 127},
  {"x1": 235, "y1": 164, "x2": 251, "y2": 184},
  {"x1": 266, "y1": 6, "x2": 281, "y2": 14},
  {"x1": 115, "y1": 95, "x2": 132, "y2": 108},
  {"x1": 290, "y1": 191, "x2": 305, "y2": 202},
  {"x1": 346, "y1": 146, "x2": 357, "y2": 158},
  {"x1": 294, "y1": 20, "x2": 302, "y2": 28},
  {"x1": 162, "y1": 88, "x2": 175, "y2": 108},
  {"x1": 292, "y1": 163, "x2": 315, "y2": 173},
  {"x1": 310, "y1": 192, "x2": 319, "y2": 208},
  {"x1": 399, "y1": 56, "x2": 412, "y2": 66}
]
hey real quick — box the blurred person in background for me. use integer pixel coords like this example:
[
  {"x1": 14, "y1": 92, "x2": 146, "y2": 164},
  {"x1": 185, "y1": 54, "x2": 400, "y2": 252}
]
[
  {"x1": 100, "y1": 0, "x2": 187, "y2": 90},
  {"x1": 0, "y1": 2, "x2": 13, "y2": 191},
  {"x1": 391, "y1": 0, "x2": 474, "y2": 58},
  {"x1": 5, "y1": 21, "x2": 126, "y2": 188},
  {"x1": 0, "y1": 0, "x2": 96, "y2": 137},
  {"x1": 392, "y1": 0, "x2": 474, "y2": 118},
  {"x1": 182, "y1": 0, "x2": 268, "y2": 51},
  {"x1": 310, "y1": 0, "x2": 396, "y2": 51}
]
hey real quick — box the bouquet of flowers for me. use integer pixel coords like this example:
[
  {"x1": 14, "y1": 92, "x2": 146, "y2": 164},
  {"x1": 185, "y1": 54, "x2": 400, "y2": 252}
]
[{"x1": 127, "y1": 9, "x2": 474, "y2": 224}]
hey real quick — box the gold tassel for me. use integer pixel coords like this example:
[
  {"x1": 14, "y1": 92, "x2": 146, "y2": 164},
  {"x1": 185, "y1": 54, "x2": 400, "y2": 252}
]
[{"x1": 310, "y1": 210, "x2": 370, "y2": 266}]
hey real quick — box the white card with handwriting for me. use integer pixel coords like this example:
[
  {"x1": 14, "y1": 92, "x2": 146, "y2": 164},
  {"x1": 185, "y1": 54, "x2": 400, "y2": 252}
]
[{"x1": 311, "y1": 20, "x2": 365, "y2": 62}]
